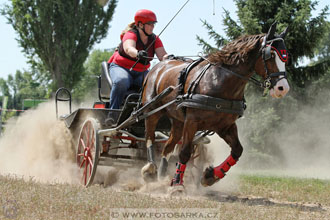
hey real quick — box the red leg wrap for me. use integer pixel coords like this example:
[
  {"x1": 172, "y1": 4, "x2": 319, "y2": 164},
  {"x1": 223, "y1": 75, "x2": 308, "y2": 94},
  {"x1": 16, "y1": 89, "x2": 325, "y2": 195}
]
[
  {"x1": 171, "y1": 162, "x2": 187, "y2": 186},
  {"x1": 214, "y1": 155, "x2": 237, "y2": 179}
]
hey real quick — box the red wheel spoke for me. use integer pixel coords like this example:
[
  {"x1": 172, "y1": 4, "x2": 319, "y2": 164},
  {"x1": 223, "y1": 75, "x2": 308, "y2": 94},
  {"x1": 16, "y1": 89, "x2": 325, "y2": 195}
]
[
  {"x1": 79, "y1": 158, "x2": 86, "y2": 168},
  {"x1": 89, "y1": 163, "x2": 93, "y2": 176},
  {"x1": 90, "y1": 138, "x2": 95, "y2": 151},
  {"x1": 87, "y1": 122, "x2": 91, "y2": 147},
  {"x1": 84, "y1": 162, "x2": 88, "y2": 185},
  {"x1": 88, "y1": 157, "x2": 93, "y2": 167},
  {"x1": 83, "y1": 126, "x2": 89, "y2": 147},
  {"x1": 80, "y1": 138, "x2": 86, "y2": 150}
]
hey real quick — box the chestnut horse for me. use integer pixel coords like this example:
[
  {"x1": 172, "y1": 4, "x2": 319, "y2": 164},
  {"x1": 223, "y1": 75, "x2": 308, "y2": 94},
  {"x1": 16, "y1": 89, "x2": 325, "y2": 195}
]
[{"x1": 141, "y1": 22, "x2": 290, "y2": 187}]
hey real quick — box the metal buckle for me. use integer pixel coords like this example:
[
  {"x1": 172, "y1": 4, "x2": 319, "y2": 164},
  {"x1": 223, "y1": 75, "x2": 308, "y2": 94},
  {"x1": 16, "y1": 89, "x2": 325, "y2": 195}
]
[{"x1": 263, "y1": 78, "x2": 272, "y2": 89}]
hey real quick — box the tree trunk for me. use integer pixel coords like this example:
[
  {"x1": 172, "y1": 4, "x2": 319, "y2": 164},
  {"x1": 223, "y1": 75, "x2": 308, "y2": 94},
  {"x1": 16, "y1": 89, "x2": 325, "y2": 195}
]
[{"x1": 54, "y1": 63, "x2": 64, "y2": 89}]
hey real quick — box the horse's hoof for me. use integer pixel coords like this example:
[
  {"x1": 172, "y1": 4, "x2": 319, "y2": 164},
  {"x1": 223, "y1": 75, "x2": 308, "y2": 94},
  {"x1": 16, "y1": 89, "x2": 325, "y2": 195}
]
[
  {"x1": 141, "y1": 162, "x2": 158, "y2": 182},
  {"x1": 168, "y1": 184, "x2": 186, "y2": 196},
  {"x1": 201, "y1": 166, "x2": 219, "y2": 187}
]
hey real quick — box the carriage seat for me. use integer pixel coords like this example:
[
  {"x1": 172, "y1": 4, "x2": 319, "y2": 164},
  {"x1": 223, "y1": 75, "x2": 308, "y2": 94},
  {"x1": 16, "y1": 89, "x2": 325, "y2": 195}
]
[
  {"x1": 98, "y1": 61, "x2": 112, "y2": 102},
  {"x1": 98, "y1": 61, "x2": 141, "y2": 103}
]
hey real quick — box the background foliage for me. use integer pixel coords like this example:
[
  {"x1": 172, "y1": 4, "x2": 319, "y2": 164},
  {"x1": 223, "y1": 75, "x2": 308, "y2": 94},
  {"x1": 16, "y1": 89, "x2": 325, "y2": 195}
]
[
  {"x1": 72, "y1": 49, "x2": 113, "y2": 101},
  {"x1": 1, "y1": 0, "x2": 329, "y2": 159},
  {"x1": 197, "y1": 0, "x2": 329, "y2": 157},
  {"x1": 1, "y1": 0, "x2": 117, "y2": 89}
]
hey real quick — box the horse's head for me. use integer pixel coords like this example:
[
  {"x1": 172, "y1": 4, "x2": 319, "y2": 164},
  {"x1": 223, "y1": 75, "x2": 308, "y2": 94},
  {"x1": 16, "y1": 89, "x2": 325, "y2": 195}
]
[{"x1": 255, "y1": 22, "x2": 290, "y2": 98}]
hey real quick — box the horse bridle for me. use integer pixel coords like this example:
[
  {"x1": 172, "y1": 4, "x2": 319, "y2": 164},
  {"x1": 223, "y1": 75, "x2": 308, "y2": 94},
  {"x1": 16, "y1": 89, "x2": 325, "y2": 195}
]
[
  {"x1": 201, "y1": 36, "x2": 287, "y2": 90},
  {"x1": 260, "y1": 36, "x2": 287, "y2": 89}
]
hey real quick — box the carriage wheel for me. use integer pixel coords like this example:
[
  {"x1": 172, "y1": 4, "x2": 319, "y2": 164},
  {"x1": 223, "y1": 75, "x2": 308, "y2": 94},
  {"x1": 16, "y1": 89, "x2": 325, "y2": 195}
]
[{"x1": 76, "y1": 118, "x2": 100, "y2": 187}]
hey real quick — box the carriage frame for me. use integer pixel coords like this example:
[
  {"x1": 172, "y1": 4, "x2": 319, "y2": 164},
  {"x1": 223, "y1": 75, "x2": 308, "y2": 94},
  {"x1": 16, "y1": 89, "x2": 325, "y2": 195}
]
[{"x1": 55, "y1": 61, "x2": 210, "y2": 187}]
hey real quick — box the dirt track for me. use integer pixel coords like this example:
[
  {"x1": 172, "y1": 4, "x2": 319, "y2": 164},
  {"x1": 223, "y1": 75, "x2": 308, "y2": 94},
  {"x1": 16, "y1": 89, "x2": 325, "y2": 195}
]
[
  {"x1": 205, "y1": 191, "x2": 326, "y2": 212},
  {"x1": 1, "y1": 102, "x2": 330, "y2": 219}
]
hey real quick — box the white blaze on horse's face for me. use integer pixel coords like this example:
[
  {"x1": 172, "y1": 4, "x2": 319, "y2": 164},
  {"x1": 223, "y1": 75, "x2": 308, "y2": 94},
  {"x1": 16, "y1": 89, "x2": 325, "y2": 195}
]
[{"x1": 270, "y1": 52, "x2": 290, "y2": 98}]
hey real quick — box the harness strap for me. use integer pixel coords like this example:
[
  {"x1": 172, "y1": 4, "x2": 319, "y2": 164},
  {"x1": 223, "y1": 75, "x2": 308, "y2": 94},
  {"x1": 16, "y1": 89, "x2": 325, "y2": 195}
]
[
  {"x1": 176, "y1": 57, "x2": 246, "y2": 116},
  {"x1": 218, "y1": 66, "x2": 249, "y2": 81},
  {"x1": 187, "y1": 63, "x2": 212, "y2": 94},
  {"x1": 177, "y1": 93, "x2": 245, "y2": 116},
  {"x1": 178, "y1": 58, "x2": 204, "y2": 95},
  {"x1": 264, "y1": 71, "x2": 287, "y2": 89},
  {"x1": 218, "y1": 65, "x2": 264, "y2": 88}
]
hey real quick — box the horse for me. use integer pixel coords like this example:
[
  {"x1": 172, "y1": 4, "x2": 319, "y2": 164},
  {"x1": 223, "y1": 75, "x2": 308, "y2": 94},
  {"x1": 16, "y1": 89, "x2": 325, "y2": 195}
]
[{"x1": 140, "y1": 22, "x2": 290, "y2": 188}]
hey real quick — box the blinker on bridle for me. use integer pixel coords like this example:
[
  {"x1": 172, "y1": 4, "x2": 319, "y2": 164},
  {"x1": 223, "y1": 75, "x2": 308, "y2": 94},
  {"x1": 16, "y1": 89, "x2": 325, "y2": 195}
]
[{"x1": 260, "y1": 36, "x2": 288, "y2": 90}]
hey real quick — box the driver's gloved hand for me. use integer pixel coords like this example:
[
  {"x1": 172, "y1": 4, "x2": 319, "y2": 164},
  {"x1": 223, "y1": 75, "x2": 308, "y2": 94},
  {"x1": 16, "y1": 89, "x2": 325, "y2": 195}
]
[{"x1": 137, "y1": 50, "x2": 148, "y2": 60}]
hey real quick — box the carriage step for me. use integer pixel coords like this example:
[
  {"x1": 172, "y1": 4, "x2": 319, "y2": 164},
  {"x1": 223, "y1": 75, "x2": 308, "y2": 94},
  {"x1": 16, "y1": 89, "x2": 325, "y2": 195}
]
[
  {"x1": 99, "y1": 154, "x2": 146, "y2": 160},
  {"x1": 98, "y1": 155, "x2": 146, "y2": 166}
]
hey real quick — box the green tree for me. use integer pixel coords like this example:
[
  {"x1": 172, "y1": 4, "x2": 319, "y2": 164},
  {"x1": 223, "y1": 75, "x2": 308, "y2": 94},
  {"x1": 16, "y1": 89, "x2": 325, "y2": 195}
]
[
  {"x1": 5, "y1": 69, "x2": 49, "y2": 110},
  {"x1": 198, "y1": 0, "x2": 329, "y2": 88},
  {"x1": 0, "y1": 78, "x2": 10, "y2": 98},
  {"x1": 1, "y1": 0, "x2": 118, "y2": 90},
  {"x1": 72, "y1": 49, "x2": 113, "y2": 101},
  {"x1": 306, "y1": 23, "x2": 330, "y2": 105},
  {"x1": 314, "y1": 21, "x2": 330, "y2": 61},
  {"x1": 0, "y1": 68, "x2": 49, "y2": 122}
]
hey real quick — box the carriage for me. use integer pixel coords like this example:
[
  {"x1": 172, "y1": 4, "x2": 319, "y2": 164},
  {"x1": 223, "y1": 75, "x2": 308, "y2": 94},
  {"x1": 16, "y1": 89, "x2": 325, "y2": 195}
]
[
  {"x1": 56, "y1": 22, "x2": 290, "y2": 189},
  {"x1": 55, "y1": 61, "x2": 210, "y2": 187}
]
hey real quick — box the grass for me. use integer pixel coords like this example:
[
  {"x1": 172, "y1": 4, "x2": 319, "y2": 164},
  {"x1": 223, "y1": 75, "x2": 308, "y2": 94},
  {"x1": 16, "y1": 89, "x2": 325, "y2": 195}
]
[
  {"x1": 238, "y1": 175, "x2": 330, "y2": 206},
  {"x1": 0, "y1": 175, "x2": 219, "y2": 219},
  {"x1": 0, "y1": 174, "x2": 329, "y2": 219}
]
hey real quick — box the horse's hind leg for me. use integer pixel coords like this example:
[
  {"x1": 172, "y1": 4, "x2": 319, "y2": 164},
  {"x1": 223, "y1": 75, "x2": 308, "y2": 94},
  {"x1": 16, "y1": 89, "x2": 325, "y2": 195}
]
[
  {"x1": 170, "y1": 120, "x2": 198, "y2": 186},
  {"x1": 201, "y1": 123, "x2": 243, "y2": 186},
  {"x1": 158, "y1": 119, "x2": 184, "y2": 178},
  {"x1": 141, "y1": 111, "x2": 162, "y2": 182}
]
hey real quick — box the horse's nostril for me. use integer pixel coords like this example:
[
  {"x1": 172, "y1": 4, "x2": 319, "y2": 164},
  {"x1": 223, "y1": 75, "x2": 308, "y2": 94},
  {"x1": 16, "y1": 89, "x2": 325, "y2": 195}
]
[{"x1": 278, "y1": 86, "x2": 284, "y2": 91}]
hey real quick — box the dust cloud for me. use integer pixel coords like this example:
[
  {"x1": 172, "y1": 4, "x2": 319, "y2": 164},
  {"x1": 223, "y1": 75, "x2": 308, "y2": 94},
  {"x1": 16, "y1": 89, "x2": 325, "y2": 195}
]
[
  {"x1": 0, "y1": 101, "x2": 79, "y2": 184},
  {"x1": 205, "y1": 89, "x2": 330, "y2": 181},
  {"x1": 269, "y1": 89, "x2": 330, "y2": 179},
  {"x1": 0, "y1": 87, "x2": 329, "y2": 194},
  {"x1": 93, "y1": 156, "x2": 208, "y2": 196}
]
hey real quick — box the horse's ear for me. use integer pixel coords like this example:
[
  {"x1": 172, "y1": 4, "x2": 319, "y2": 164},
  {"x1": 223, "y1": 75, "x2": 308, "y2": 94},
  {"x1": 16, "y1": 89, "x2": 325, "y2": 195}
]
[
  {"x1": 266, "y1": 21, "x2": 277, "y2": 40},
  {"x1": 279, "y1": 26, "x2": 289, "y2": 39}
]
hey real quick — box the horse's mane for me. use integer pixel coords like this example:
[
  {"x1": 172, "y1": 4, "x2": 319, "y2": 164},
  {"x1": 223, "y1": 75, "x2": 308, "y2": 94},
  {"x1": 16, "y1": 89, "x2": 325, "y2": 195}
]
[{"x1": 208, "y1": 34, "x2": 264, "y2": 65}]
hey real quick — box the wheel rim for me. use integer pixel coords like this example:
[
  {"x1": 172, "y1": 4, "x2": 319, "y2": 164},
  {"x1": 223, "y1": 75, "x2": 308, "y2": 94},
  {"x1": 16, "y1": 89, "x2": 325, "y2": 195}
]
[{"x1": 76, "y1": 120, "x2": 97, "y2": 186}]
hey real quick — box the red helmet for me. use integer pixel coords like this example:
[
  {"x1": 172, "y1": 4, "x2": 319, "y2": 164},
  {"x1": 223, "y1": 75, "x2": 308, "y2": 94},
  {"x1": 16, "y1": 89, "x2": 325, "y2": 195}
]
[{"x1": 134, "y1": 9, "x2": 157, "y2": 25}]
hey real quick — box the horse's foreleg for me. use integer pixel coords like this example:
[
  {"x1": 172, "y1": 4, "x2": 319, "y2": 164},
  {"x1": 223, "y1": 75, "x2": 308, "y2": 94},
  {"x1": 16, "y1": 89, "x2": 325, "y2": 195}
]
[
  {"x1": 141, "y1": 112, "x2": 162, "y2": 182},
  {"x1": 171, "y1": 120, "x2": 198, "y2": 186},
  {"x1": 158, "y1": 119, "x2": 183, "y2": 178},
  {"x1": 201, "y1": 123, "x2": 243, "y2": 187}
]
